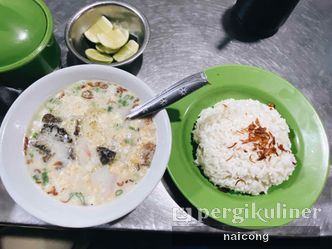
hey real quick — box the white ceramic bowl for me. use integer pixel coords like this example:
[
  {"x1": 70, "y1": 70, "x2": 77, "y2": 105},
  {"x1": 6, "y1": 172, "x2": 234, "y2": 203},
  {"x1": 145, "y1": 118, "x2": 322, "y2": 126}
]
[{"x1": 0, "y1": 65, "x2": 171, "y2": 227}]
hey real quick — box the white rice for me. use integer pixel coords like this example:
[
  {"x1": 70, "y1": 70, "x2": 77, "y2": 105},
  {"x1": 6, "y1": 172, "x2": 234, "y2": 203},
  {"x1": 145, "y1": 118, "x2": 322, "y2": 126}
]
[{"x1": 192, "y1": 99, "x2": 296, "y2": 195}]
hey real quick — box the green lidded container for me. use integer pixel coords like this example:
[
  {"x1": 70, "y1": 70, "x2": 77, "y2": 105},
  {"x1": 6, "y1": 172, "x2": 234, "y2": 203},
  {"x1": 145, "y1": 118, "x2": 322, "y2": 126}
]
[{"x1": 0, "y1": 0, "x2": 61, "y2": 88}]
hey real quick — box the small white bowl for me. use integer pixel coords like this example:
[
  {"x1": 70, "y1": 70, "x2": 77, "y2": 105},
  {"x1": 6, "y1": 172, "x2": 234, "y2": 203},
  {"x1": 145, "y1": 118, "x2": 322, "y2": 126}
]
[{"x1": 0, "y1": 65, "x2": 171, "y2": 228}]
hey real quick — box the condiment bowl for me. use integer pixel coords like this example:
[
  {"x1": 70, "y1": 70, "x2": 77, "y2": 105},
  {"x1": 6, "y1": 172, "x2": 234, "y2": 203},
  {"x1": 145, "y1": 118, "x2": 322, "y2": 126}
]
[{"x1": 65, "y1": 1, "x2": 150, "y2": 67}]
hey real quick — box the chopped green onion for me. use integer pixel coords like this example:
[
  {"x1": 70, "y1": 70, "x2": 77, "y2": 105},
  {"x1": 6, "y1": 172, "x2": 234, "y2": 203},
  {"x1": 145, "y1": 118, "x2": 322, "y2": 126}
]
[
  {"x1": 129, "y1": 126, "x2": 137, "y2": 131},
  {"x1": 50, "y1": 98, "x2": 61, "y2": 105},
  {"x1": 124, "y1": 138, "x2": 133, "y2": 145},
  {"x1": 133, "y1": 172, "x2": 140, "y2": 181},
  {"x1": 115, "y1": 189, "x2": 123, "y2": 196},
  {"x1": 64, "y1": 192, "x2": 86, "y2": 205},
  {"x1": 118, "y1": 99, "x2": 129, "y2": 107},
  {"x1": 32, "y1": 175, "x2": 41, "y2": 184},
  {"x1": 122, "y1": 95, "x2": 134, "y2": 101},
  {"x1": 107, "y1": 106, "x2": 113, "y2": 112},
  {"x1": 71, "y1": 85, "x2": 81, "y2": 95},
  {"x1": 118, "y1": 95, "x2": 135, "y2": 107},
  {"x1": 74, "y1": 192, "x2": 86, "y2": 205},
  {"x1": 41, "y1": 169, "x2": 49, "y2": 185},
  {"x1": 31, "y1": 132, "x2": 38, "y2": 139}
]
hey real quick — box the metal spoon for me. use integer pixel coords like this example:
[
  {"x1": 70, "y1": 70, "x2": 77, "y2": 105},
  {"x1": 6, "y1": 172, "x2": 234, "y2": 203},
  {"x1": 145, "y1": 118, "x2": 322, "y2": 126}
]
[{"x1": 127, "y1": 72, "x2": 209, "y2": 119}]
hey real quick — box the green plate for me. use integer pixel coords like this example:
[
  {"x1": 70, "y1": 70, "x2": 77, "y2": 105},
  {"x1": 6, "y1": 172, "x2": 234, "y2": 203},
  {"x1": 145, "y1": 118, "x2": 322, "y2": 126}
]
[{"x1": 167, "y1": 65, "x2": 329, "y2": 229}]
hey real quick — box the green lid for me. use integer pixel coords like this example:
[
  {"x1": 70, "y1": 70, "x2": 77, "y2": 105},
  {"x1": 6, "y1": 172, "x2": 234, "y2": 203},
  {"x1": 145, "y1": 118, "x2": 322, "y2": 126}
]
[{"x1": 0, "y1": 0, "x2": 53, "y2": 72}]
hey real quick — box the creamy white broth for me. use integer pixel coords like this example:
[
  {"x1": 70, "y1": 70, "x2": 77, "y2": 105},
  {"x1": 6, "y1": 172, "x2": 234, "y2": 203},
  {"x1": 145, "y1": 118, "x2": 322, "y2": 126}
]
[{"x1": 24, "y1": 80, "x2": 156, "y2": 206}]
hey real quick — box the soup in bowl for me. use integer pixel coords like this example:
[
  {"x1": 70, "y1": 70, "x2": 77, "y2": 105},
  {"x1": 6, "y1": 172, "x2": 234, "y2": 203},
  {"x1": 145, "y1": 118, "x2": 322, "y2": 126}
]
[{"x1": 0, "y1": 65, "x2": 171, "y2": 227}]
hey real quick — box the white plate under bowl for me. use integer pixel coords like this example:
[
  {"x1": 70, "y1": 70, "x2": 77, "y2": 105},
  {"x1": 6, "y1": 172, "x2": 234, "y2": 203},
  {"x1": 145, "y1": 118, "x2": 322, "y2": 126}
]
[{"x1": 0, "y1": 65, "x2": 171, "y2": 228}]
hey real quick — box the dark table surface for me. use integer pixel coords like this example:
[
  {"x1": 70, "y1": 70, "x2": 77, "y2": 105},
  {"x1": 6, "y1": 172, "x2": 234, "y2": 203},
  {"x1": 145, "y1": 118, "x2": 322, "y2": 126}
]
[{"x1": 0, "y1": 0, "x2": 331, "y2": 236}]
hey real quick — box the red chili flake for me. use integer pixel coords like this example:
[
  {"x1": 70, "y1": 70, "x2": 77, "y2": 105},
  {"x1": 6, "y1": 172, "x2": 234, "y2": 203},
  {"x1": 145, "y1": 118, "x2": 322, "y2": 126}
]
[
  {"x1": 24, "y1": 137, "x2": 29, "y2": 155},
  {"x1": 236, "y1": 129, "x2": 247, "y2": 135},
  {"x1": 81, "y1": 90, "x2": 93, "y2": 99},
  {"x1": 235, "y1": 179, "x2": 245, "y2": 186},
  {"x1": 255, "y1": 118, "x2": 261, "y2": 126},
  {"x1": 267, "y1": 103, "x2": 275, "y2": 110},
  {"x1": 270, "y1": 132, "x2": 276, "y2": 145},
  {"x1": 240, "y1": 118, "x2": 279, "y2": 162},
  {"x1": 141, "y1": 142, "x2": 156, "y2": 166},
  {"x1": 132, "y1": 99, "x2": 140, "y2": 107},
  {"x1": 278, "y1": 144, "x2": 288, "y2": 152},
  {"x1": 116, "y1": 86, "x2": 127, "y2": 96},
  {"x1": 74, "y1": 120, "x2": 80, "y2": 136},
  {"x1": 47, "y1": 186, "x2": 58, "y2": 196},
  {"x1": 117, "y1": 181, "x2": 124, "y2": 187},
  {"x1": 218, "y1": 187, "x2": 230, "y2": 193},
  {"x1": 96, "y1": 82, "x2": 108, "y2": 89},
  {"x1": 53, "y1": 161, "x2": 63, "y2": 170},
  {"x1": 257, "y1": 154, "x2": 266, "y2": 161},
  {"x1": 227, "y1": 142, "x2": 237, "y2": 149},
  {"x1": 87, "y1": 82, "x2": 95, "y2": 87},
  {"x1": 226, "y1": 154, "x2": 234, "y2": 161},
  {"x1": 33, "y1": 169, "x2": 41, "y2": 174}
]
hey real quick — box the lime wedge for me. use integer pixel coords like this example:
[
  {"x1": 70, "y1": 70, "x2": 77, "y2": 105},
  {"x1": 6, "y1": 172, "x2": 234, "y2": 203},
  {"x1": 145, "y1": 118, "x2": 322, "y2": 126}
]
[
  {"x1": 84, "y1": 16, "x2": 113, "y2": 43},
  {"x1": 113, "y1": 40, "x2": 139, "y2": 62},
  {"x1": 85, "y1": 48, "x2": 113, "y2": 63},
  {"x1": 95, "y1": 44, "x2": 119, "y2": 54},
  {"x1": 97, "y1": 27, "x2": 129, "y2": 50}
]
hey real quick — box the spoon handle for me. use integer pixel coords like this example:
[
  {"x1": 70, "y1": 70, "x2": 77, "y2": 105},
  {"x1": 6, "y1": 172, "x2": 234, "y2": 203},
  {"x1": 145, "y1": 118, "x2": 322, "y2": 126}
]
[{"x1": 127, "y1": 72, "x2": 209, "y2": 119}]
